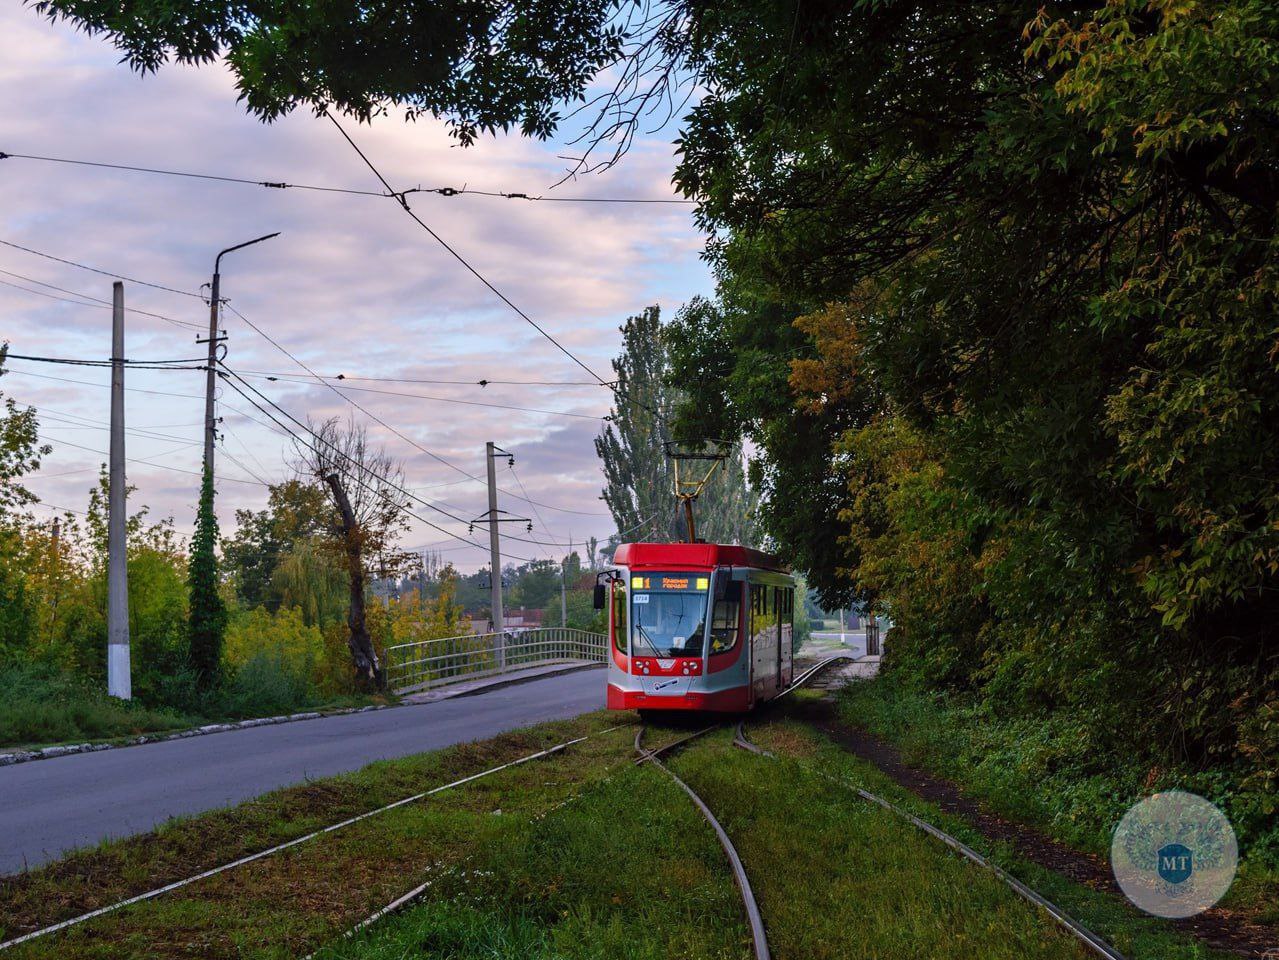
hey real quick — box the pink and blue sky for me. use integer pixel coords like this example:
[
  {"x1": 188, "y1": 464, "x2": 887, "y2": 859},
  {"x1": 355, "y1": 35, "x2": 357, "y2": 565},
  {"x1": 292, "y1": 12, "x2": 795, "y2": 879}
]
[{"x1": 0, "y1": 5, "x2": 713, "y2": 569}]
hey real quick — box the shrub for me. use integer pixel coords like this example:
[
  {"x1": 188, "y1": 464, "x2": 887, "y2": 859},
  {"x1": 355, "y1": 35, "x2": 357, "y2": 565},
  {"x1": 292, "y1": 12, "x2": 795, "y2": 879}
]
[{"x1": 220, "y1": 647, "x2": 315, "y2": 718}]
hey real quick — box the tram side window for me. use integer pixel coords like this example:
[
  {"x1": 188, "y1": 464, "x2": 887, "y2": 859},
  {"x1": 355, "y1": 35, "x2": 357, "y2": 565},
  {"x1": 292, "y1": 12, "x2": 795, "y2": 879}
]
[
  {"x1": 611, "y1": 581, "x2": 628, "y2": 653},
  {"x1": 751, "y1": 585, "x2": 777, "y2": 641},
  {"x1": 710, "y1": 581, "x2": 742, "y2": 654}
]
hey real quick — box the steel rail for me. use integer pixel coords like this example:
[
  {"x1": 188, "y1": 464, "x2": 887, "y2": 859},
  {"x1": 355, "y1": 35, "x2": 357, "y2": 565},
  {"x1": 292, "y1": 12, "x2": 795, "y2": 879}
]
[
  {"x1": 635, "y1": 722, "x2": 771, "y2": 960},
  {"x1": 305, "y1": 741, "x2": 644, "y2": 960},
  {"x1": 304, "y1": 659, "x2": 859, "y2": 960},
  {"x1": 732, "y1": 721, "x2": 1127, "y2": 960},
  {"x1": 0, "y1": 724, "x2": 629, "y2": 953}
]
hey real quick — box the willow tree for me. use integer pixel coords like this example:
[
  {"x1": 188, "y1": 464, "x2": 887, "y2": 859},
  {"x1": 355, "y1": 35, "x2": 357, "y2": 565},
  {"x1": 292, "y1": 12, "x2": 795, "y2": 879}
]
[{"x1": 293, "y1": 417, "x2": 408, "y2": 688}]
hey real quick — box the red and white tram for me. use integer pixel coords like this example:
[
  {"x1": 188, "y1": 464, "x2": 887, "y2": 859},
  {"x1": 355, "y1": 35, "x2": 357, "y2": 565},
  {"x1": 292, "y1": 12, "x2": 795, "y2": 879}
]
[{"x1": 598, "y1": 542, "x2": 797, "y2": 714}]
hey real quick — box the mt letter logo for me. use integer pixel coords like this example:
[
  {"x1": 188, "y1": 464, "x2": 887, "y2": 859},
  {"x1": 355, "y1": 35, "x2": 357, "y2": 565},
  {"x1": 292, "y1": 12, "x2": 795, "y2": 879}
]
[{"x1": 1157, "y1": 843, "x2": 1193, "y2": 885}]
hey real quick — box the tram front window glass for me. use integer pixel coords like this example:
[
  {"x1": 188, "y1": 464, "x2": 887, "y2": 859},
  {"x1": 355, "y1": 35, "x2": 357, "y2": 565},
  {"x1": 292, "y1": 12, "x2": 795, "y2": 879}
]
[{"x1": 630, "y1": 573, "x2": 709, "y2": 657}]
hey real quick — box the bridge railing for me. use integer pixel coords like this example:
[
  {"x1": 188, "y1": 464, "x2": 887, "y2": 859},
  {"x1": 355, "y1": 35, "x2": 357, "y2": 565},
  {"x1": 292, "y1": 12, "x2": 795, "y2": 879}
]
[{"x1": 385, "y1": 627, "x2": 608, "y2": 694}]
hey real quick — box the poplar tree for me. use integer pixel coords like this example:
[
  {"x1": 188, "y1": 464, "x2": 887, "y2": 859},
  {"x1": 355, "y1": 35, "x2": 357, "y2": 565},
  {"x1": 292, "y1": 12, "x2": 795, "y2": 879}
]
[{"x1": 596, "y1": 305, "x2": 757, "y2": 547}]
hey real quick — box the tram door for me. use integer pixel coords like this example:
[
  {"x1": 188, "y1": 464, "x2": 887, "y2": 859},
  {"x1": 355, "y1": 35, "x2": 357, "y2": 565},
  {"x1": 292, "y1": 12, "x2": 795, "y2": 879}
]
[
  {"x1": 749, "y1": 584, "x2": 780, "y2": 700},
  {"x1": 779, "y1": 587, "x2": 794, "y2": 688}
]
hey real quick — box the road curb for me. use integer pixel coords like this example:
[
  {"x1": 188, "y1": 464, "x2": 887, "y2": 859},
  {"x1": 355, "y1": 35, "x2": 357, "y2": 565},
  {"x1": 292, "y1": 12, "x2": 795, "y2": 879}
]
[
  {"x1": 0, "y1": 704, "x2": 395, "y2": 769},
  {"x1": 0, "y1": 663, "x2": 609, "y2": 769}
]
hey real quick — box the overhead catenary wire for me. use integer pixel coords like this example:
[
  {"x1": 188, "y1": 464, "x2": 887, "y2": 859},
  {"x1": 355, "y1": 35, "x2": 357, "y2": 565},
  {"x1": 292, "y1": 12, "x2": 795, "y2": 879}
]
[
  {"x1": 0, "y1": 238, "x2": 204, "y2": 300},
  {"x1": 325, "y1": 114, "x2": 613, "y2": 388},
  {"x1": 236, "y1": 368, "x2": 610, "y2": 387},
  {"x1": 220, "y1": 368, "x2": 584, "y2": 553},
  {"x1": 0, "y1": 150, "x2": 696, "y2": 205},
  {"x1": 39, "y1": 433, "x2": 265, "y2": 486},
  {"x1": 3, "y1": 352, "x2": 206, "y2": 369},
  {"x1": 221, "y1": 303, "x2": 610, "y2": 518},
  {"x1": 236, "y1": 370, "x2": 606, "y2": 421},
  {"x1": 0, "y1": 268, "x2": 201, "y2": 329},
  {"x1": 215, "y1": 370, "x2": 542, "y2": 562},
  {"x1": 2, "y1": 367, "x2": 210, "y2": 401}
]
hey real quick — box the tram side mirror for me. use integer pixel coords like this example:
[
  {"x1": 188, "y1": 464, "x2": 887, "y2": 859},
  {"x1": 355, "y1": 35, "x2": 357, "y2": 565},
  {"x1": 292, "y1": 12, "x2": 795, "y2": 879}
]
[
  {"x1": 714, "y1": 572, "x2": 729, "y2": 600},
  {"x1": 593, "y1": 583, "x2": 607, "y2": 610}
]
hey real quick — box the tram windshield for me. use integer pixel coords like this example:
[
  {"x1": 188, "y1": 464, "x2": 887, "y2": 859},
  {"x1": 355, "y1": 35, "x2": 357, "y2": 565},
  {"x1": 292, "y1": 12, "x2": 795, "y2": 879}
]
[{"x1": 629, "y1": 572, "x2": 710, "y2": 658}]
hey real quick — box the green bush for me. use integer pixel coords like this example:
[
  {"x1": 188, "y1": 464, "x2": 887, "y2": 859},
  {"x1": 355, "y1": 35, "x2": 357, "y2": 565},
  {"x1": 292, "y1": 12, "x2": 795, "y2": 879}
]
[
  {"x1": 839, "y1": 673, "x2": 1279, "y2": 873},
  {"x1": 219, "y1": 647, "x2": 317, "y2": 719}
]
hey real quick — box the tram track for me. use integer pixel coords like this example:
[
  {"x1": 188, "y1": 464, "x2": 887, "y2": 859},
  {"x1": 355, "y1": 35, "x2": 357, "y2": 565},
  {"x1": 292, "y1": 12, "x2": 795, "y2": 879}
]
[
  {"x1": 620, "y1": 658, "x2": 859, "y2": 960},
  {"x1": 306, "y1": 720, "x2": 747, "y2": 959},
  {"x1": 0, "y1": 721, "x2": 631, "y2": 954},
  {"x1": 733, "y1": 716, "x2": 1128, "y2": 960}
]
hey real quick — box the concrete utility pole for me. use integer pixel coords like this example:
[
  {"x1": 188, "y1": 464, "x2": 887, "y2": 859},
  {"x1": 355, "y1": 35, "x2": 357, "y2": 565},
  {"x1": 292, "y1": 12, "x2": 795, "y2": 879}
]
[
  {"x1": 204, "y1": 233, "x2": 280, "y2": 473},
  {"x1": 485, "y1": 441, "x2": 505, "y2": 667},
  {"x1": 107, "y1": 281, "x2": 131, "y2": 700}
]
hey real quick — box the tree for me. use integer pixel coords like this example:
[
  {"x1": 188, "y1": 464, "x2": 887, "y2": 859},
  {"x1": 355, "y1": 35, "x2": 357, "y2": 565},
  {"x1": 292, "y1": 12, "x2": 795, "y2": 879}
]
[
  {"x1": 0, "y1": 344, "x2": 48, "y2": 514},
  {"x1": 223, "y1": 479, "x2": 334, "y2": 609},
  {"x1": 293, "y1": 416, "x2": 408, "y2": 687},
  {"x1": 597, "y1": 304, "x2": 758, "y2": 547},
  {"x1": 187, "y1": 466, "x2": 226, "y2": 690},
  {"x1": 0, "y1": 345, "x2": 48, "y2": 659},
  {"x1": 32, "y1": 0, "x2": 628, "y2": 145}
]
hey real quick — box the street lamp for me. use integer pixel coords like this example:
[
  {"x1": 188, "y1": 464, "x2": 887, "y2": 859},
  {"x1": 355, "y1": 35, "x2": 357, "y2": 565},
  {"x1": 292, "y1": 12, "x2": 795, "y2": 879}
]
[{"x1": 202, "y1": 232, "x2": 280, "y2": 472}]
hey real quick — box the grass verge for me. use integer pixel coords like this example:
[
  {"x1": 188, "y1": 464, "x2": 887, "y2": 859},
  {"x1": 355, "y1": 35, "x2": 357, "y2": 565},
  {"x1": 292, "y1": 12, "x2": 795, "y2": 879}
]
[
  {"x1": 5, "y1": 706, "x2": 1250, "y2": 960},
  {"x1": 0, "y1": 711, "x2": 633, "y2": 957},
  {"x1": 0, "y1": 663, "x2": 392, "y2": 753},
  {"x1": 745, "y1": 707, "x2": 1243, "y2": 959},
  {"x1": 834, "y1": 678, "x2": 1279, "y2": 923}
]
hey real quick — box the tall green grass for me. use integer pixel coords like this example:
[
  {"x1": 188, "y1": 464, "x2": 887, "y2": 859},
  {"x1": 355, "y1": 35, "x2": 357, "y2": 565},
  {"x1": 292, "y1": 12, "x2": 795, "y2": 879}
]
[
  {"x1": 0, "y1": 663, "x2": 195, "y2": 749},
  {"x1": 836, "y1": 677, "x2": 1279, "y2": 920}
]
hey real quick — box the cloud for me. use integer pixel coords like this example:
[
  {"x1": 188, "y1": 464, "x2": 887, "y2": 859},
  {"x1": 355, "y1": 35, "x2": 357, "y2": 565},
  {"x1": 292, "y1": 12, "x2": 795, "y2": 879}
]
[{"x1": 0, "y1": 7, "x2": 712, "y2": 568}]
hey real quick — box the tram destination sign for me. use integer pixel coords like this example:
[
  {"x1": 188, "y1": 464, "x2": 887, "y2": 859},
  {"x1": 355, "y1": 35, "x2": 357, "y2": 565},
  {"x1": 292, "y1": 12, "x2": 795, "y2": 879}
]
[{"x1": 631, "y1": 574, "x2": 710, "y2": 592}]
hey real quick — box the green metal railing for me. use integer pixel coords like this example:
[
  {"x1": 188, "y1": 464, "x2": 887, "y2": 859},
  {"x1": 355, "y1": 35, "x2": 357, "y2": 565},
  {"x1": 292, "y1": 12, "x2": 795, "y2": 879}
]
[{"x1": 385, "y1": 627, "x2": 607, "y2": 694}]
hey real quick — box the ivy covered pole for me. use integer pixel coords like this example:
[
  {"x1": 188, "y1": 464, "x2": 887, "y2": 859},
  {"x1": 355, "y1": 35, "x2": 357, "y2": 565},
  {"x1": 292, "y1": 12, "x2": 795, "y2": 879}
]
[{"x1": 188, "y1": 465, "x2": 227, "y2": 690}]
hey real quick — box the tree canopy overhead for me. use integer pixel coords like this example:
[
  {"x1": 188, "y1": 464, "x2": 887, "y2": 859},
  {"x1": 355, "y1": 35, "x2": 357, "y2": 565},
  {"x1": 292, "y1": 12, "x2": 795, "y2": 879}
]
[
  {"x1": 27, "y1": 0, "x2": 1279, "y2": 855},
  {"x1": 33, "y1": 0, "x2": 638, "y2": 148}
]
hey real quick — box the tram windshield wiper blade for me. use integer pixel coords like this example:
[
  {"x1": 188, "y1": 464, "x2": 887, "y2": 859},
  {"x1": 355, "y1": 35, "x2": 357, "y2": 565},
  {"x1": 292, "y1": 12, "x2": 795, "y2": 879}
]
[{"x1": 632, "y1": 618, "x2": 663, "y2": 656}]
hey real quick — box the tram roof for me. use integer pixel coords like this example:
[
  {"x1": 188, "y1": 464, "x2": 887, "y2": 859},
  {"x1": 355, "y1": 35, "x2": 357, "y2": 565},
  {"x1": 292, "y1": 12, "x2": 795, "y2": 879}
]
[{"x1": 613, "y1": 542, "x2": 788, "y2": 573}]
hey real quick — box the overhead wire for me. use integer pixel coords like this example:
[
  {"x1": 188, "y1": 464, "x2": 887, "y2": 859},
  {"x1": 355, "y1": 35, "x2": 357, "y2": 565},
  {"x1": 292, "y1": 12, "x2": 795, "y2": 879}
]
[
  {"x1": 325, "y1": 113, "x2": 613, "y2": 388},
  {"x1": 236, "y1": 370, "x2": 605, "y2": 421},
  {"x1": 220, "y1": 366, "x2": 585, "y2": 553},
  {"x1": 323, "y1": 112, "x2": 673, "y2": 444},
  {"x1": 35, "y1": 433, "x2": 257, "y2": 484},
  {"x1": 221, "y1": 303, "x2": 608, "y2": 518},
  {"x1": 215, "y1": 368, "x2": 541, "y2": 561},
  {"x1": 0, "y1": 268, "x2": 201, "y2": 329},
  {"x1": 235, "y1": 368, "x2": 609, "y2": 388},
  {"x1": 0, "y1": 150, "x2": 696, "y2": 205},
  {"x1": 3, "y1": 352, "x2": 205, "y2": 369},
  {"x1": 2, "y1": 366, "x2": 209, "y2": 401},
  {"x1": 0, "y1": 238, "x2": 205, "y2": 300}
]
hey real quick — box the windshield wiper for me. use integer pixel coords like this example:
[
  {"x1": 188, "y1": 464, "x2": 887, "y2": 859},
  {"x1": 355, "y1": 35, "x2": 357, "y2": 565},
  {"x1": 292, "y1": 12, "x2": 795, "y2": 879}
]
[{"x1": 632, "y1": 616, "x2": 663, "y2": 656}]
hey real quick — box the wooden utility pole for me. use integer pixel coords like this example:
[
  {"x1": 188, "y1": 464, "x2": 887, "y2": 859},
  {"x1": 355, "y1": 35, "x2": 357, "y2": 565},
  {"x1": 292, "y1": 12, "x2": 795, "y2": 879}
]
[{"x1": 107, "y1": 281, "x2": 131, "y2": 699}]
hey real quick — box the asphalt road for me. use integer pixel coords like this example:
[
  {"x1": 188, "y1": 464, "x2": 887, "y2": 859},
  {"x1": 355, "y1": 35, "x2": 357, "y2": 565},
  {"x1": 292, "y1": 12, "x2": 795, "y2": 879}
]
[{"x1": 0, "y1": 668, "x2": 605, "y2": 875}]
